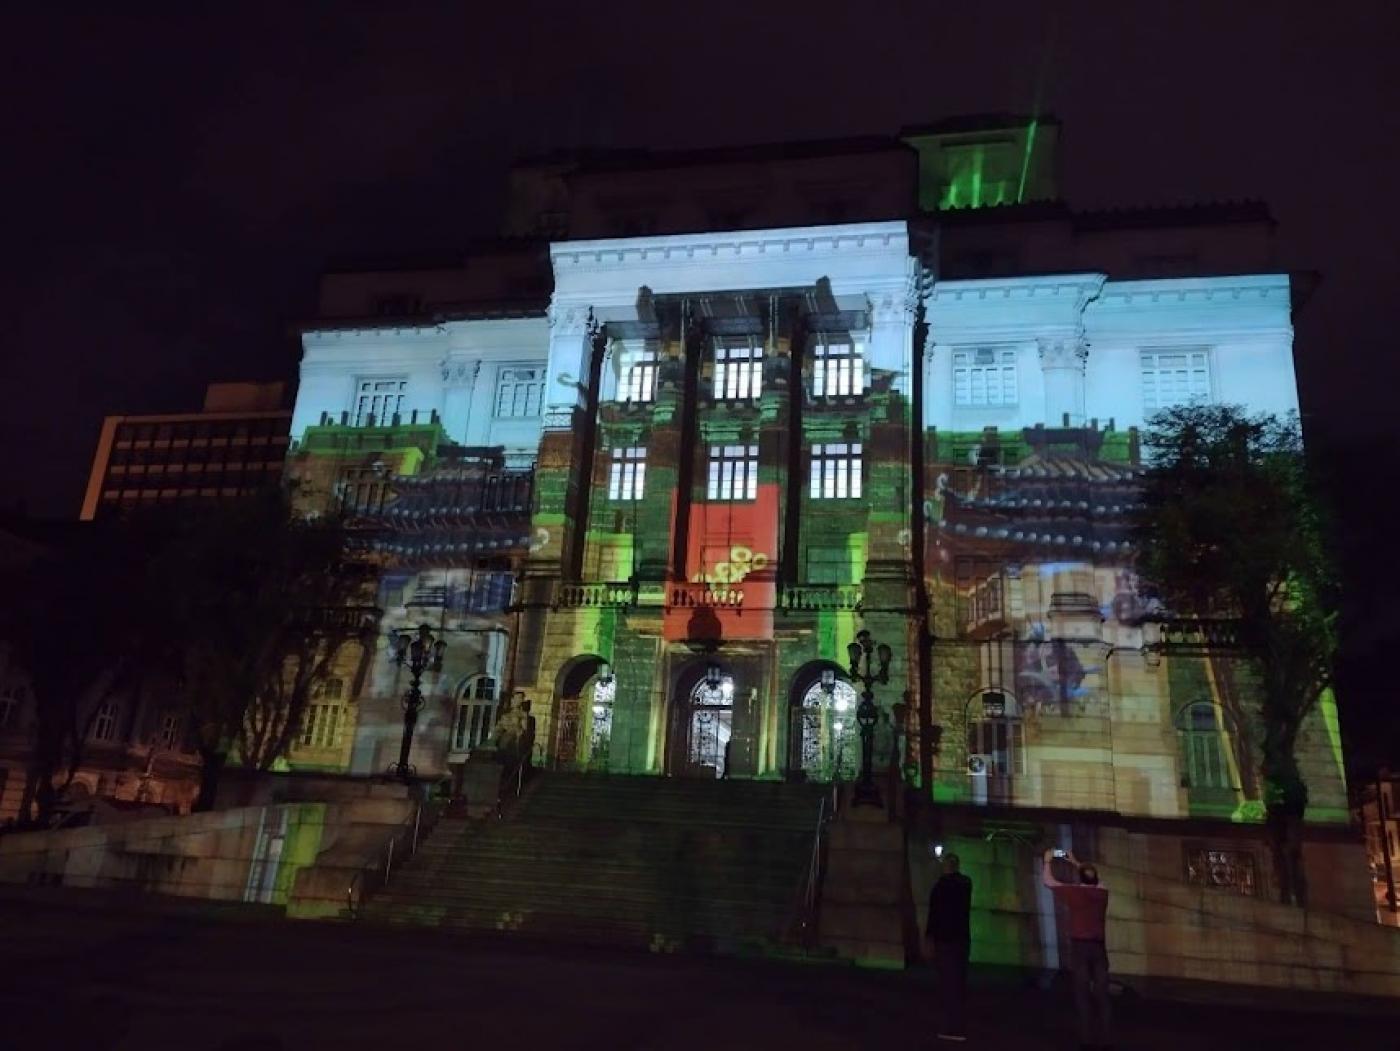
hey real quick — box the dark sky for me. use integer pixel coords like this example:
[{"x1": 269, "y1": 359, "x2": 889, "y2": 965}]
[{"x1": 4, "y1": 3, "x2": 1398, "y2": 763}]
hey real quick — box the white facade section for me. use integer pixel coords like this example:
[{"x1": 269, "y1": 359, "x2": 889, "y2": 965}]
[
  {"x1": 294, "y1": 317, "x2": 550, "y2": 460},
  {"x1": 924, "y1": 273, "x2": 1297, "y2": 433},
  {"x1": 547, "y1": 222, "x2": 918, "y2": 409}
]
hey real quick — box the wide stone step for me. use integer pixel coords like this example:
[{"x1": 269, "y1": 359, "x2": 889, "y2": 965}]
[
  {"x1": 388, "y1": 872, "x2": 800, "y2": 907},
  {"x1": 366, "y1": 899, "x2": 788, "y2": 941},
  {"x1": 366, "y1": 773, "x2": 820, "y2": 956}
]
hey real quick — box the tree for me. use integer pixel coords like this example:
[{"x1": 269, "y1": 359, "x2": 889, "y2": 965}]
[
  {"x1": 1135, "y1": 405, "x2": 1338, "y2": 906},
  {"x1": 143, "y1": 490, "x2": 378, "y2": 810},
  {"x1": 0, "y1": 520, "x2": 143, "y2": 827}
]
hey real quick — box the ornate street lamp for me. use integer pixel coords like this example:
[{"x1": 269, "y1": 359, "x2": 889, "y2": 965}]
[
  {"x1": 846, "y1": 629, "x2": 892, "y2": 807},
  {"x1": 388, "y1": 623, "x2": 445, "y2": 783}
]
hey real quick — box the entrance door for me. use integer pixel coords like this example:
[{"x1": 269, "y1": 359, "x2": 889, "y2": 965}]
[{"x1": 684, "y1": 675, "x2": 734, "y2": 779}]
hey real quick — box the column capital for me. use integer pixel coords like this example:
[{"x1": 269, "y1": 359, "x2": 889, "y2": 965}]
[
  {"x1": 547, "y1": 302, "x2": 598, "y2": 340},
  {"x1": 1037, "y1": 335, "x2": 1089, "y2": 369},
  {"x1": 866, "y1": 279, "x2": 918, "y2": 327},
  {"x1": 440, "y1": 357, "x2": 481, "y2": 386}
]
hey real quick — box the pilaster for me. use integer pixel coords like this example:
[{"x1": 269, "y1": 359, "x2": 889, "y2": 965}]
[{"x1": 440, "y1": 358, "x2": 481, "y2": 444}]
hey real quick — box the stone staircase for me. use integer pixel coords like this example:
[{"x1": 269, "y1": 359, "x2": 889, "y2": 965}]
[{"x1": 364, "y1": 773, "x2": 827, "y2": 954}]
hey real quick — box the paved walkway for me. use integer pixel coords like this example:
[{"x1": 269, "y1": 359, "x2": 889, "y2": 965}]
[{"x1": 0, "y1": 895, "x2": 1393, "y2": 1050}]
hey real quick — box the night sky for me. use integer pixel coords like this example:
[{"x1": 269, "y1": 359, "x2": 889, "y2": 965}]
[{"x1": 4, "y1": 3, "x2": 1398, "y2": 765}]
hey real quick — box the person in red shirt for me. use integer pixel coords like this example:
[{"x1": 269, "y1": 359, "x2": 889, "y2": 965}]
[{"x1": 1042, "y1": 848, "x2": 1111, "y2": 1049}]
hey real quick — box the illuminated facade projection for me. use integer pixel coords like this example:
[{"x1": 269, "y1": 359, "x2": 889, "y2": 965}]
[{"x1": 285, "y1": 120, "x2": 1382, "y2": 987}]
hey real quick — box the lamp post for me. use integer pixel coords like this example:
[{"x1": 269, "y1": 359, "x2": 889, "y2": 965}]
[
  {"x1": 388, "y1": 623, "x2": 445, "y2": 783},
  {"x1": 846, "y1": 629, "x2": 892, "y2": 808}
]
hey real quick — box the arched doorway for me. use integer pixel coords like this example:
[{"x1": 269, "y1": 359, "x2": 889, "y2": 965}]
[
  {"x1": 679, "y1": 664, "x2": 734, "y2": 779},
  {"x1": 552, "y1": 655, "x2": 607, "y2": 768},
  {"x1": 789, "y1": 671, "x2": 859, "y2": 782},
  {"x1": 587, "y1": 673, "x2": 617, "y2": 770}
]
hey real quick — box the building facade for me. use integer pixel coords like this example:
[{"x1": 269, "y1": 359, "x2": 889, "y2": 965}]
[
  {"x1": 286, "y1": 122, "x2": 1352, "y2": 903},
  {"x1": 80, "y1": 381, "x2": 292, "y2": 521}
]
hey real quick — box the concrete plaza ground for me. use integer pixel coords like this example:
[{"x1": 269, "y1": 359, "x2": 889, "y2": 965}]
[{"x1": 0, "y1": 892, "x2": 1395, "y2": 1051}]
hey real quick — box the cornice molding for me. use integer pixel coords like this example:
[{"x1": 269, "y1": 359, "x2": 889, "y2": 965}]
[
  {"x1": 550, "y1": 221, "x2": 908, "y2": 273},
  {"x1": 1097, "y1": 274, "x2": 1290, "y2": 308},
  {"x1": 930, "y1": 274, "x2": 1107, "y2": 310}
]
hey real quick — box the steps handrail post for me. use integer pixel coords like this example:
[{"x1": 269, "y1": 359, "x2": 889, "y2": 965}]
[
  {"x1": 384, "y1": 835, "x2": 394, "y2": 882},
  {"x1": 412, "y1": 803, "x2": 422, "y2": 855}
]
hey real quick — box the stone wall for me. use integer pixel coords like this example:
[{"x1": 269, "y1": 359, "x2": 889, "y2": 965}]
[
  {"x1": 909, "y1": 820, "x2": 1400, "y2": 997},
  {"x1": 0, "y1": 795, "x2": 415, "y2": 918}
]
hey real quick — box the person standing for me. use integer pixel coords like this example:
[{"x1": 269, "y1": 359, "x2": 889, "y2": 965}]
[
  {"x1": 926, "y1": 852, "x2": 973, "y2": 1042},
  {"x1": 1042, "y1": 848, "x2": 1112, "y2": 1049}
]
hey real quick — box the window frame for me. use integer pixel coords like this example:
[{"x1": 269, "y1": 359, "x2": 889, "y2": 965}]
[
  {"x1": 811, "y1": 339, "x2": 866, "y2": 399},
  {"x1": 493, "y1": 365, "x2": 546, "y2": 419},
  {"x1": 618, "y1": 347, "x2": 658, "y2": 404},
  {"x1": 713, "y1": 340, "x2": 763, "y2": 402},
  {"x1": 706, "y1": 444, "x2": 760, "y2": 501},
  {"x1": 809, "y1": 442, "x2": 863, "y2": 500},
  {"x1": 953, "y1": 347, "x2": 1019, "y2": 408},
  {"x1": 608, "y1": 446, "x2": 647, "y2": 501},
  {"x1": 353, "y1": 377, "x2": 407, "y2": 427},
  {"x1": 91, "y1": 700, "x2": 119, "y2": 743},
  {"x1": 1141, "y1": 348, "x2": 1212, "y2": 412},
  {"x1": 452, "y1": 675, "x2": 498, "y2": 752}
]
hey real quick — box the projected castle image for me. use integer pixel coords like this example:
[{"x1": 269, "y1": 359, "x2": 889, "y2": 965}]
[{"x1": 280, "y1": 120, "x2": 1359, "y2": 955}]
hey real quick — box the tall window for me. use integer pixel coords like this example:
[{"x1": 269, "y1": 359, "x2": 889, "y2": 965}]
[
  {"x1": 796, "y1": 679, "x2": 859, "y2": 781},
  {"x1": 619, "y1": 347, "x2": 658, "y2": 403},
  {"x1": 953, "y1": 348, "x2": 1018, "y2": 407},
  {"x1": 810, "y1": 443, "x2": 863, "y2": 499},
  {"x1": 453, "y1": 676, "x2": 497, "y2": 751},
  {"x1": 812, "y1": 340, "x2": 865, "y2": 398},
  {"x1": 494, "y1": 366, "x2": 545, "y2": 418},
  {"x1": 714, "y1": 342, "x2": 763, "y2": 400},
  {"x1": 1178, "y1": 702, "x2": 1231, "y2": 789},
  {"x1": 1142, "y1": 350, "x2": 1211, "y2": 411},
  {"x1": 707, "y1": 445, "x2": 759, "y2": 501},
  {"x1": 91, "y1": 700, "x2": 119, "y2": 743},
  {"x1": 0, "y1": 684, "x2": 25, "y2": 730},
  {"x1": 589, "y1": 676, "x2": 616, "y2": 768},
  {"x1": 968, "y1": 717, "x2": 1025, "y2": 777},
  {"x1": 354, "y1": 378, "x2": 406, "y2": 426},
  {"x1": 301, "y1": 705, "x2": 343, "y2": 750},
  {"x1": 608, "y1": 447, "x2": 646, "y2": 500},
  {"x1": 158, "y1": 712, "x2": 183, "y2": 750}
]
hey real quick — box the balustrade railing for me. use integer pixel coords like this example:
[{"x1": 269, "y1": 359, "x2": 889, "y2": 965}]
[
  {"x1": 780, "y1": 584, "x2": 864, "y2": 612},
  {"x1": 1149, "y1": 617, "x2": 1245, "y2": 651},
  {"x1": 555, "y1": 582, "x2": 637, "y2": 609},
  {"x1": 669, "y1": 583, "x2": 744, "y2": 608}
]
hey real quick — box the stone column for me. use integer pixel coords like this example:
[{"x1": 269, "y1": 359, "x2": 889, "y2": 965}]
[
  {"x1": 1038, "y1": 334, "x2": 1088, "y2": 428},
  {"x1": 863, "y1": 277, "x2": 918, "y2": 588},
  {"x1": 862, "y1": 278, "x2": 919, "y2": 745},
  {"x1": 529, "y1": 302, "x2": 599, "y2": 573}
]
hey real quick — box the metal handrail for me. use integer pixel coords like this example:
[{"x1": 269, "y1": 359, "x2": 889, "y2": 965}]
[
  {"x1": 494, "y1": 746, "x2": 536, "y2": 819},
  {"x1": 797, "y1": 796, "x2": 830, "y2": 947},
  {"x1": 345, "y1": 798, "x2": 436, "y2": 918}
]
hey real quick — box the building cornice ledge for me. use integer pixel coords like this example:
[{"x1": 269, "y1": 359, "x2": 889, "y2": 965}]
[
  {"x1": 550, "y1": 221, "x2": 909, "y2": 271},
  {"x1": 930, "y1": 274, "x2": 1107, "y2": 304}
]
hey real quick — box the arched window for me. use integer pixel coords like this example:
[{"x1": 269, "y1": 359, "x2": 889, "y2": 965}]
[
  {"x1": 688, "y1": 673, "x2": 734, "y2": 778},
  {"x1": 1177, "y1": 702, "x2": 1232, "y2": 790},
  {"x1": 795, "y1": 678, "x2": 859, "y2": 782},
  {"x1": 966, "y1": 690, "x2": 1025, "y2": 808},
  {"x1": 0, "y1": 682, "x2": 27, "y2": 730},
  {"x1": 589, "y1": 675, "x2": 616, "y2": 768},
  {"x1": 453, "y1": 675, "x2": 498, "y2": 752},
  {"x1": 91, "y1": 700, "x2": 119, "y2": 743}
]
